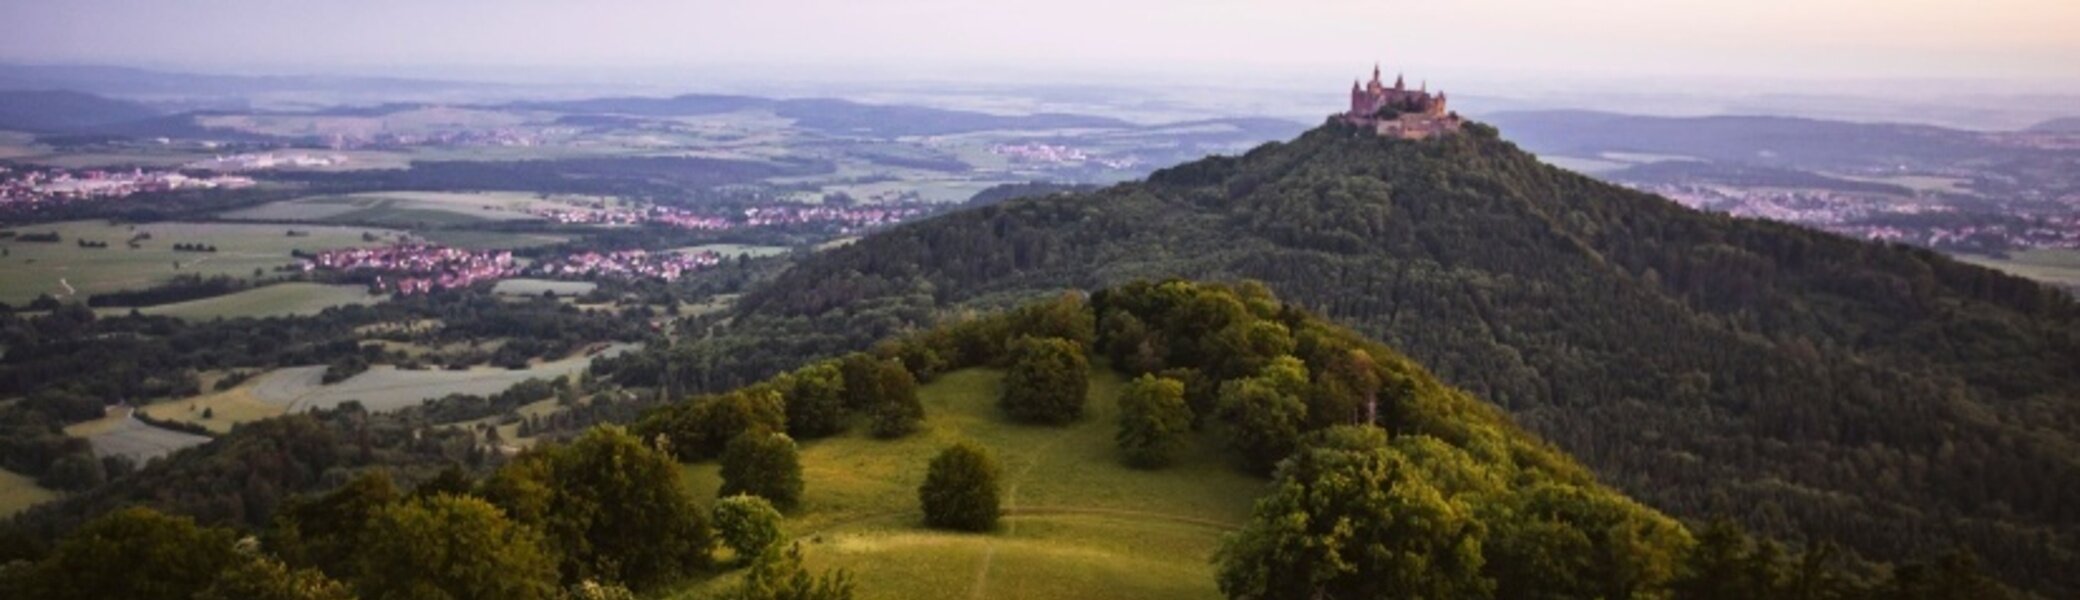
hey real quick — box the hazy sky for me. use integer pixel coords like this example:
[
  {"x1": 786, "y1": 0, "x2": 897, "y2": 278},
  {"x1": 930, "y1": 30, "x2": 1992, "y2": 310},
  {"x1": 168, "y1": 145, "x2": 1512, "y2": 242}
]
[{"x1": 3, "y1": 0, "x2": 2077, "y2": 87}]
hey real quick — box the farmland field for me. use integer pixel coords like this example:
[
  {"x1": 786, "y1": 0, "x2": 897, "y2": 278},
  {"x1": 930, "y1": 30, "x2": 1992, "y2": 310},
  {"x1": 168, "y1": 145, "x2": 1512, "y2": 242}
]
[
  {"x1": 0, "y1": 467, "x2": 57, "y2": 517},
  {"x1": 220, "y1": 191, "x2": 575, "y2": 226},
  {"x1": 416, "y1": 229, "x2": 571, "y2": 250},
  {"x1": 247, "y1": 342, "x2": 636, "y2": 413},
  {"x1": 668, "y1": 365, "x2": 1263, "y2": 600},
  {"x1": 65, "y1": 408, "x2": 212, "y2": 462},
  {"x1": 1963, "y1": 248, "x2": 2080, "y2": 291},
  {"x1": 0, "y1": 220, "x2": 399, "y2": 305},
  {"x1": 98, "y1": 283, "x2": 380, "y2": 320},
  {"x1": 139, "y1": 379, "x2": 289, "y2": 434},
  {"x1": 492, "y1": 278, "x2": 597, "y2": 296},
  {"x1": 675, "y1": 243, "x2": 790, "y2": 258}
]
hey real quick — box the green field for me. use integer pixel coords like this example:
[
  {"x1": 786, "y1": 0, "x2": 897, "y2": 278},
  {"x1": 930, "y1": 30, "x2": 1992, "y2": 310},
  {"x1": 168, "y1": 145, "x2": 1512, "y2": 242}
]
[
  {"x1": 248, "y1": 343, "x2": 636, "y2": 413},
  {"x1": 0, "y1": 220, "x2": 399, "y2": 305},
  {"x1": 140, "y1": 378, "x2": 290, "y2": 435},
  {"x1": 675, "y1": 244, "x2": 791, "y2": 259},
  {"x1": 1962, "y1": 248, "x2": 2080, "y2": 291},
  {"x1": 415, "y1": 229, "x2": 572, "y2": 250},
  {"x1": 97, "y1": 283, "x2": 381, "y2": 320},
  {"x1": 220, "y1": 191, "x2": 575, "y2": 226},
  {"x1": 492, "y1": 278, "x2": 598, "y2": 296},
  {"x1": 0, "y1": 467, "x2": 57, "y2": 517},
  {"x1": 670, "y1": 366, "x2": 1265, "y2": 600}
]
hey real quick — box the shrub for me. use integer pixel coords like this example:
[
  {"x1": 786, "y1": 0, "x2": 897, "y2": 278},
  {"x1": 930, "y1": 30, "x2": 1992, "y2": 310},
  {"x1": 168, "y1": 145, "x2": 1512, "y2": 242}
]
[
  {"x1": 714, "y1": 494, "x2": 785, "y2": 563},
  {"x1": 720, "y1": 431, "x2": 804, "y2": 510},
  {"x1": 1116, "y1": 374, "x2": 1192, "y2": 468},
  {"x1": 919, "y1": 442, "x2": 1001, "y2": 531}
]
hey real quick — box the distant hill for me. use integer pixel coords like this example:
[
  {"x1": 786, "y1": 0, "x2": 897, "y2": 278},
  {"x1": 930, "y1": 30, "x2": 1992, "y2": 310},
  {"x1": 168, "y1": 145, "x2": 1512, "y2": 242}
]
[
  {"x1": 1484, "y1": 109, "x2": 2003, "y2": 169},
  {"x1": 0, "y1": 90, "x2": 163, "y2": 133},
  {"x1": 719, "y1": 120, "x2": 2080, "y2": 595},
  {"x1": 2028, "y1": 116, "x2": 2080, "y2": 133},
  {"x1": 512, "y1": 93, "x2": 1135, "y2": 137}
]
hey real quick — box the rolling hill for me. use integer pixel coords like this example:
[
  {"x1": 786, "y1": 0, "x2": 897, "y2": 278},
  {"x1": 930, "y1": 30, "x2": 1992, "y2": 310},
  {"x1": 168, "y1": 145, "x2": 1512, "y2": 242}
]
[
  {"x1": 711, "y1": 119, "x2": 2080, "y2": 595},
  {"x1": 0, "y1": 90, "x2": 163, "y2": 133}
]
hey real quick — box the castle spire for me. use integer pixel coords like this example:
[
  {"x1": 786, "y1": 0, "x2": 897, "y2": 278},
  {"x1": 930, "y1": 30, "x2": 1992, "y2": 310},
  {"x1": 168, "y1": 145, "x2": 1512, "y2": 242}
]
[
  {"x1": 1371, "y1": 63, "x2": 1381, "y2": 85},
  {"x1": 1395, "y1": 73, "x2": 1405, "y2": 90}
]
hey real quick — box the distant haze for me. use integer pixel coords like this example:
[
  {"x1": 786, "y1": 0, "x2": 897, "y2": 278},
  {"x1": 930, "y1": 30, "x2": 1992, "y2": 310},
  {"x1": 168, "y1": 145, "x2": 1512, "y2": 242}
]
[{"x1": 4, "y1": 0, "x2": 2075, "y2": 83}]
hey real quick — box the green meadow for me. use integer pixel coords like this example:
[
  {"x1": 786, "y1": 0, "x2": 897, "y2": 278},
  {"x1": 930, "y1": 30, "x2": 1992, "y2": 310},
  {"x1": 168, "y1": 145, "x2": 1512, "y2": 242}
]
[
  {"x1": 0, "y1": 220, "x2": 397, "y2": 305},
  {"x1": 669, "y1": 366, "x2": 1265, "y2": 600},
  {"x1": 99, "y1": 282, "x2": 381, "y2": 320}
]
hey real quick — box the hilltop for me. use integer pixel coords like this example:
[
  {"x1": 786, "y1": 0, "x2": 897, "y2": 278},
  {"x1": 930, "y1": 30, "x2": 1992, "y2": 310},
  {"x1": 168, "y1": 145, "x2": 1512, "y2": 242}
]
[{"x1": 715, "y1": 119, "x2": 2080, "y2": 594}]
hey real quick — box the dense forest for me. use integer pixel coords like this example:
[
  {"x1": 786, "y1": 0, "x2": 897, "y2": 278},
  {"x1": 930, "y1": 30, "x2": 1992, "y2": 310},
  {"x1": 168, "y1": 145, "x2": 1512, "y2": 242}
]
[{"x1": 694, "y1": 121, "x2": 2080, "y2": 595}]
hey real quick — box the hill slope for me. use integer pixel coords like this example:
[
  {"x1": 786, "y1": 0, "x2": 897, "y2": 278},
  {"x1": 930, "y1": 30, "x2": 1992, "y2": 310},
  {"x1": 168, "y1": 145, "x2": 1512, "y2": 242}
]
[
  {"x1": 722, "y1": 120, "x2": 2080, "y2": 594},
  {"x1": 0, "y1": 90, "x2": 162, "y2": 133}
]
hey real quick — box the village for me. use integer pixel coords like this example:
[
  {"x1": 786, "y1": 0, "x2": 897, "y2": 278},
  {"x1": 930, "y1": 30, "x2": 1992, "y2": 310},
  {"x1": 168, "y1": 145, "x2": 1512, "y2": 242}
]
[
  {"x1": 531, "y1": 201, "x2": 933, "y2": 233},
  {"x1": 301, "y1": 242, "x2": 736, "y2": 294},
  {"x1": 1638, "y1": 182, "x2": 2080, "y2": 252},
  {"x1": 0, "y1": 165, "x2": 255, "y2": 214}
]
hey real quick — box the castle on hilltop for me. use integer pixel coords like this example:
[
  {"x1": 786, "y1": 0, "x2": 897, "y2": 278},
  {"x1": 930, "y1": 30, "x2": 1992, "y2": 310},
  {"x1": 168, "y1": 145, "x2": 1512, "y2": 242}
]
[{"x1": 1341, "y1": 63, "x2": 1461, "y2": 139}]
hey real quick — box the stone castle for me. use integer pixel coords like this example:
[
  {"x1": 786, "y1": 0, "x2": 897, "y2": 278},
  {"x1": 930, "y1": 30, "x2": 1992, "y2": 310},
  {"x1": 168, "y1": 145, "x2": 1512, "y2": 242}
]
[{"x1": 1341, "y1": 63, "x2": 1462, "y2": 139}]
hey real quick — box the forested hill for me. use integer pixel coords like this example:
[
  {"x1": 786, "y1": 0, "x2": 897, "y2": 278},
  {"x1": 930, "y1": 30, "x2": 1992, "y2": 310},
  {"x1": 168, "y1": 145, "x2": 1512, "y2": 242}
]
[{"x1": 725, "y1": 120, "x2": 2080, "y2": 595}]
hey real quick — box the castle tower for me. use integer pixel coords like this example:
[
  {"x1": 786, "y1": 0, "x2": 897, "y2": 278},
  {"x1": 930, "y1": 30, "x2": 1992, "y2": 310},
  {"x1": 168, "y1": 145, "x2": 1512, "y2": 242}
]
[{"x1": 1395, "y1": 73, "x2": 1405, "y2": 90}]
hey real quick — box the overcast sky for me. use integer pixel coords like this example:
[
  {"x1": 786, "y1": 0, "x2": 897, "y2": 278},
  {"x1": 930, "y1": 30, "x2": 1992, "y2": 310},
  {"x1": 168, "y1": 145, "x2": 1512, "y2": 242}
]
[{"x1": 3, "y1": 0, "x2": 2076, "y2": 89}]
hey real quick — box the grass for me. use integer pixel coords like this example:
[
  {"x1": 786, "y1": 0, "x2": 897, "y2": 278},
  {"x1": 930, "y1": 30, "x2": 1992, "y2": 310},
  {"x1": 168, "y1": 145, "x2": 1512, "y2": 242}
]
[
  {"x1": 62, "y1": 407, "x2": 211, "y2": 462},
  {"x1": 0, "y1": 467, "x2": 57, "y2": 517},
  {"x1": 667, "y1": 365, "x2": 1265, "y2": 600},
  {"x1": 0, "y1": 220, "x2": 398, "y2": 305},
  {"x1": 139, "y1": 381, "x2": 288, "y2": 435},
  {"x1": 96, "y1": 283, "x2": 381, "y2": 320}
]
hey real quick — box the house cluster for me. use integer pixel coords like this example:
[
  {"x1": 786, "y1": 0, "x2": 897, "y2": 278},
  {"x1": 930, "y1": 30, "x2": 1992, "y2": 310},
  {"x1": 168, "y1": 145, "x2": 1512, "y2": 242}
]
[
  {"x1": 991, "y1": 143, "x2": 1140, "y2": 170},
  {"x1": 534, "y1": 249, "x2": 724, "y2": 281},
  {"x1": 302, "y1": 244, "x2": 518, "y2": 294},
  {"x1": 187, "y1": 152, "x2": 348, "y2": 171},
  {"x1": 1642, "y1": 182, "x2": 2080, "y2": 252},
  {"x1": 530, "y1": 202, "x2": 931, "y2": 233},
  {"x1": 0, "y1": 167, "x2": 254, "y2": 213}
]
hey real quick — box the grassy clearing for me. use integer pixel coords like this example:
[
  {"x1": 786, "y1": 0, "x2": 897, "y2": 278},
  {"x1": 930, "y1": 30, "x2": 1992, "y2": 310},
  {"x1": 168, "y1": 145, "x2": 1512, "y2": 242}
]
[
  {"x1": 96, "y1": 283, "x2": 380, "y2": 321},
  {"x1": 492, "y1": 278, "x2": 598, "y2": 297},
  {"x1": 0, "y1": 220, "x2": 398, "y2": 305},
  {"x1": 0, "y1": 467, "x2": 57, "y2": 517},
  {"x1": 140, "y1": 382, "x2": 288, "y2": 435},
  {"x1": 669, "y1": 365, "x2": 1264, "y2": 600}
]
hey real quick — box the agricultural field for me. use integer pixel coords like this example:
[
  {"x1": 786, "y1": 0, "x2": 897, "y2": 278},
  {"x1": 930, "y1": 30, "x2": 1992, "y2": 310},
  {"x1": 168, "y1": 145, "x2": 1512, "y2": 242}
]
[
  {"x1": 98, "y1": 283, "x2": 381, "y2": 320},
  {"x1": 64, "y1": 408, "x2": 212, "y2": 462},
  {"x1": 415, "y1": 228, "x2": 571, "y2": 250},
  {"x1": 0, "y1": 467, "x2": 57, "y2": 517},
  {"x1": 246, "y1": 343, "x2": 635, "y2": 413},
  {"x1": 139, "y1": 378, "x2": 289, "y2": 434},
  {"x1": 1963, "y1": 248, "x2": 2080, "y2": 291},
  {"x1": 220, "y1": 191, "x2": 569, "y2": 226},
  {"x1": 669, "y1": 366, "x2": 1264, "y2": 600},
  {"x1": 0, "y1": 220, "x2": 399, "y2": 305},
  {"x1": 675, "y1": 243, "x2": 790, "y2": 259},
  {"x1": 492, "y1": 278, "x2": 598, "y2": 296}
]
